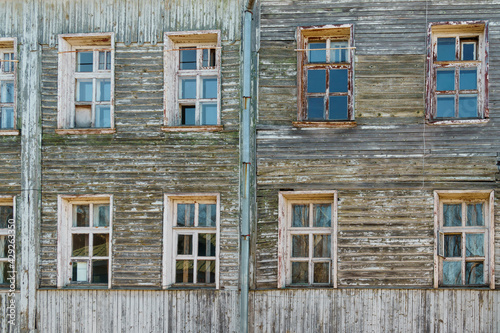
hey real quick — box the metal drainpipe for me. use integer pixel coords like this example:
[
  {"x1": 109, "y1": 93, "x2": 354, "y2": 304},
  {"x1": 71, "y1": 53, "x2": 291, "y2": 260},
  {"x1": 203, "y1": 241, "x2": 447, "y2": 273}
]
[{"x1": 240, "y1": 0, "x2": 254, "y2": 332}]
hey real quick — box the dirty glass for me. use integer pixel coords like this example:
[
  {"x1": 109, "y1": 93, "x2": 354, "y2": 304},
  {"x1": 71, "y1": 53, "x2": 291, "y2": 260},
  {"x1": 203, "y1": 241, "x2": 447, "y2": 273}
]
[
  {"x1": 1, "y1": 81, "x2": 14, "y2": 103},
  {"x1": 198, "y1": 204, "x2": 216, "y2": 227},
  {"x1": 436, "y1": 69, "x2": 454, "y2": 91},
  {"x1": 202, "y1": 77, "x2": 217, "y2": 99},
  {"x1": 458, "y1": 95, "x2": 477, "y2": 118},
  {"x1": 0, "y1": 236, "x2": 7, "y2": 259},
  {"x1": 465, "y1": 262, "x2": 483, "y2": 284},
  {"x1": 0, "y1": 206, "x2": 13, "y2": 228},
  {"x1": 74, "y1": 205, "x2": 90, "y2": 227},
  {"x1": 437, "y1": 38, "x2": 456, "y2": 61},
  {"x1": 292, "y1": 205, "x2": 309, "y2": 227},
  {"x1": 329, "y1": 96, "x2": 348, "y2": 120},
  {"x1": 95, "y1": 106, "x2": 111, "y2": 128},
  {"x1": 307, "y1": 97, "x2": 324, "y2": 120},
  {"x1": 180, "y1": 48, "x2": 196, "y2": 70},
  {"x1": 313, "y1": 204, "x2": 331, "y2": 227},
  {"x1": 436, "y1": 96, "x2": 455, "y2": 118},
  {"x1": 91, "y1": 260, "x2": 108, "y2": 283},
  {"x1": 442, "y1": 261, "x2": 461, "y2": 285},
  {"x1": 313, "y1": 262, "x2": 329, "y2": 284},
  {"x1": 444, "y1": 234, "x2": 461, "y2": 257},
  {"x1": 72, "y1": 261, "x2": 88, "y2": 282},
  {"x1": 443, "y1": 204, "x2": 461, "y2": 226},
  {"x1": 313, "y1": 234, "x2": 331, "y2": 258},
  {"x1": 77, "y1": 51, "x2": 93, "y2": 72},
  {"x1": 93, "y1": 234, "x2": 109, "y2": 257},
  {"x1": 0, "y1": 262, "x2": 8, "y2": 284},
  {"x1": 177, "y1": 234, "x2": 192, "y2": 255},
  {"x1": 180, "y1": 78, "x2": 196, "y2": 99},
  {"x1": 291, "y1": 262, "x2": 308, "y2": 284},
  {"x1": 93, "y1": 205, "x2": 109, "y2": 227},
  {"x1": 72, "y1": 234, "x2": 89, "y2": 256},
  {"x1": 308, "y1": 42, "x2": 326, "y2": 63},
  {"x1": 466, "y1": 203, "x2": 484, "y2": 226},
  {"x1": 307, "y1": 69, "x2": 326, "y2": 93},
  {"x1": 177, "y1": 204, "x2": 195, "y2": 226},
  {"x1": 181, "y1": 106, "x2": 196, "y2": 125},
  {"x1": 292, "y1": 235, "x2": 308, "y2": 257},
  {"x1": 76, "y1": 79, "x2": 93, "y2": 102},
  {"x1": 331, "y1": 41, "x2": 348, "y2": 63},
  {"x1": 329, "y1": 69, "x2": 348, "y2": 93},
  {"x1": 198, "y1": 233, "x2": 216, "y2": 257},
  {"x1": 197, "y1": 260, "x2": 215, "y2": 283},
  {"x1": 459, "y1": 69, "x2": 477, "y2": 90},
  {"x1": 176, "y1": 260, "x2": 194, "y2": 283},
  {"x1": 201, "y1": 104, "x2": 217, "y2": 125},
  {"x1": 465, "y1": 234, "x2": 484, "y2": 257},
  {"x1": 0, "y1": 107, "x2": 14, "y2": 129}
]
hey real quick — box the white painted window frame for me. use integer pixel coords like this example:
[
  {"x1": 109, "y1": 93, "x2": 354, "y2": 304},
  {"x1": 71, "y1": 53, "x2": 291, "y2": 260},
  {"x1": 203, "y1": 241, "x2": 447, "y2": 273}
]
[
  {"x1": 0, "y1": 196, "x2": 15, "y2": 289},
  {"x1": 0, "y1": 38, "x2": 18, "y2": 135},
  {"x1": 278, "y1": 191, "x2": 338, "y2": 288},
  {"x1": 163, "y1": 193, "x2": 220, "y2": 289},
  {"x1": 433, "y1": 190, "x2": 494, "y2": 289},
  {"x1": 57, "y1": 194, "x2": 113, "y2": 288}
]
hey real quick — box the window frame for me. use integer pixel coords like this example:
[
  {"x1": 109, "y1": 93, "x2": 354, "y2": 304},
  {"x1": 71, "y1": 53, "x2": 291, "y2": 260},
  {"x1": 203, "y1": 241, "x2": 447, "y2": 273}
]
[
  {"x1": 0, "y1": 196, "x2": 15, "y2": 289},
  {"x1": 0, "y1": 38, "x2": 18, "y2": 136},
  {"x1": 57, "y1": 194, "x2": 113, "y2": 288},
  {"x1": 57, "y1": 33, "x2": 115, "y2": 135},
  {"x1": 163, "y1": 193, "x2": 220, "y2": 289},
  {"x1": 278, "y1": 191, "x2": 338, "y2": 288},
  {"x1": 426, "y1": 21, "x2": 488, "y2": 124},
  {"x1": 433, "y1": 190, "x2": 494, "y2": 289},
  {"x1": 163, "y1": 30, "x2": 222, "y2": 132}
]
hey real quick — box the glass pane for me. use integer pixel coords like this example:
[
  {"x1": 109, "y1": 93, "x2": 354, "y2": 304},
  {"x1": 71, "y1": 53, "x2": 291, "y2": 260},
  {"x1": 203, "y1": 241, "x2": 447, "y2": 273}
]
[
  {"x1": 93, "y1": 234, "x2": 109, "y2": 257},
  {"x1": 313, "y1": 234, "x2": 331, "y2": 258},
  {"x1": 72, "y1": 234, "x2": 89, "y2": 256},
  {"x1": 331, "y1": 41, "x2": 348, "y2": 63},
  {"x1": 330, "y1": 69, "x2": 348, "y2": 93},
  {"x1": 0, "y1": 206, "x2": 13, "y2": 229},
  {"x1": 93, "y1": 205, "x2": 109, "y2": 227},
  {"x1": 308, "y1": 42, "x2": 326, "y2": 63},
  {"x1": 0, "y1": 236, "x2": 8, "y2": 258},
  {"x1": 77, "y1": 51, "x2": 93, "y2": 72},
  {"x1": 443, "y1": 204, "x2": 461, "y2": 226},
  {"x1": 436, "y1": 69, "x2": 455, "y2": 91},
  {"x1": 199, "y1": 204, "x2": 216, "y2": 227},
  {"x1": 0, "y1": 81, "x2": 14, "y2": 103},
  {"x1": 292, "y1": 235, "x2": 308, "y2": 257},
  {"x1": 180, "y1": 78, "x2": 196, "y2": 99},
  {"x1": 459, "y1": 69, "x2": 477, "y2": 90},
  {"x1": 201, "y1": 104, "x2": 217, "y2": 125},
  {"x1": 106, "y1": 51, "x2": 111, "y2": 70},
  {"x1": 72, "y1": 261, "x2": 88, "y2": 282},
  {"x1": 0, "y1": 262, "x2": 9, "y2": 284},
  {"x1": 466, "y1": 234, "x2": 484, "y2": 257},
  {"x1": 458, "y1": 95, "x2": 477, "y2": 118},
  {"x1": 77, "y1": 80, "x2": 93, "y2": 102},
  {"x1": 443, "y1": 234, "x2": 461, "y2": 257},
  {"x1": 75, "y1": 106, "x2": 92, "y2": 128},
  {"x1": 292, "y1": 204, "x2": 309, "y2": 227},
  {"x1": 436, "y1": 96, "x2": 455, "y2": 118},
  {"x1": 465, "y1": 262, "x2": 483, "y2": 284},
  {"x1": 198, "y1": 233, "x2": 216, "y2": 257},
  {"x1": 202, "y1": 78, "x2": 217, "y2": 99},
  {"x1": 98, "y1": 51, "x2": 105, "y2": 70},
  {"x1": 291, "y1": 262, "x2": 308, "y2": 284},
  {"x1": 97, "y1": 79, "x2": 111, "y2": 101},
  {"x1": 91, "y1": 260, "x2": 108, "y2": 283},
  {"x1": 329, "y1": 96, "x2": 348, "y2": 120},
  {"x1": 313, "y1": 204, "x2": 331, "y2": 227},
  {"x1": 202, "y1": 49, "x2": 216, "y2": 68},
  {"x1": 180, "y1": 48, "x2": 197, "y2": 70},
  {"x1": 466, "y1": 203, "x2": 484, "y2": 226},
  {"x1": 197, "y1": 260, "x2": 215, "y2": 283},
  {"x1": 307, "y1": 97, "x2": 324, "y2": 120},
  {"x1": 177, "y1": 204, "x2": 195, "y2": 226},
  {"x1": 307, "y1": 69, "x2": 326, "y2": 93},
  {"x1": 313, "y1": 262, "x2": 329, "y2": 284},
  {"x1": 442, "y1": 261, "x2": 461, "y2": 285},
  {"x1": 437, "y1": 38, "x2": 456, "y2": 61},
  {"x1": 73, "y1": 205, "x2": 90, "y2": 227},
  {"x1": 95, "y1": 106, "x2": 111, "y2": 128},
  {"x1": 3, "y1": 53, "x2": 13, "y2": 73},
  {"x1": 461, "y1": 42, "x2": 476, "y2": 61},
  {"x1": 1, "y1": 107, "x2": 14, "y2": 129},
  {"x1": 177, "y1": 234, "x2": 192, "y2": 255},
  {"x1": 181, "y1": 106, "x2": 196, "y2": 125},
  {"x1": 176, "y1": 260, "x2": 194, "y2": 283}
]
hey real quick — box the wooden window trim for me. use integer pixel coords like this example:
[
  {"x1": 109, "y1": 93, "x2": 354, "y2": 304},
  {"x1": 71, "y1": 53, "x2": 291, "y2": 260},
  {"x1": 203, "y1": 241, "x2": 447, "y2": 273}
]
[
  {"x1": 163, "y1": 193, "x2": 221, "y2": 289},
  {"x1": 433, "y1": 190, "x2": 494, "y2": 289},
  {"x1": 57, "y1": 194, "x2": 113, "y2": 289},
  {"x1": 160, "y1": 125, "x2": 223, "y2": 133},
  {"x1": 0, "y1": 38, "x2": 17, "y2": 134},
  {"x1": 0, "y1": 196, "x2": 15, "y2": 290},
  {"x1": 278, "y1": 191, "x2": 338, "y2": 289}
]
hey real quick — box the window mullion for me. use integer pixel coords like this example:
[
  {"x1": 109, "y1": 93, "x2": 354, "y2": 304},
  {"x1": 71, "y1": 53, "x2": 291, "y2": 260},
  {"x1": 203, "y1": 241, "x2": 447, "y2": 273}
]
[
  {"x1": 193, "y1": 232, "x2": 198, "y2": 284},
  {"x1": 309, "y1": 232, "x2": 313, "y2": 284}
]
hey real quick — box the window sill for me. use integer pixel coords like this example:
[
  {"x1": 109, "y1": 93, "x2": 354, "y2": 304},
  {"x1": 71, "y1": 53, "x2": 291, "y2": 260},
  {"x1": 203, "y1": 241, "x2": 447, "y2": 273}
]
[
  {"x1": 55, "y1": 128, "x2": 116, "y2": 135},
  {"x1": 293, "y1": 121, "x2": 357, "y2": 128},
  {"x1": 161, "y1": 125, "x2": 223, "y2": 132},
  {"x1": 426, "y1": 118, "x2": 489, "y2": 126},
  {"x1": 0, "y1": 129, "x2": 20, "y2": 136}
]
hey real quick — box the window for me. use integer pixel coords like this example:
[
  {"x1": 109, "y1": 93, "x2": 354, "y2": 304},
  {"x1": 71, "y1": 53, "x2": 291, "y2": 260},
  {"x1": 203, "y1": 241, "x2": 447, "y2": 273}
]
[
  {"x1": 434, "y1": 191, "x2": 494, "y2": 289},
  {"x1": 427, "y1": 22, "x2": 488, "y2": 122},
  {"x1": 57, "y1": 33, "x2": 115, "y2": 134},
  {"x1": 278, "y1": 191, "x2": 337, "y2": 288},
  {"x1": 163, "y1": 31, "x2": 222, "y2": 132},
  {"x1": 296, "y1": 25, "x2": 354, "y2": 127},
  {"x1": 57, "y1": 195, "x2": 112, "y2": 288},
  {"x1": 0, "y1": 38, "x2": 17, "y2": 135},
  {"x1": 0, "y1": 197, "x2": 14, "y2": 287},
  {"x1": 163, "y1": 194, "x2": 220, "y2": 288}
]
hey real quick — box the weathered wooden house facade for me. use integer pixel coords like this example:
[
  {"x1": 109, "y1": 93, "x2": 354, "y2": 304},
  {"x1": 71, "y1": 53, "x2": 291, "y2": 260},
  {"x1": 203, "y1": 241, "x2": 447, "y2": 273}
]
[{"x1": 1, "y1": 0, "x2": 500, "y2": 332}]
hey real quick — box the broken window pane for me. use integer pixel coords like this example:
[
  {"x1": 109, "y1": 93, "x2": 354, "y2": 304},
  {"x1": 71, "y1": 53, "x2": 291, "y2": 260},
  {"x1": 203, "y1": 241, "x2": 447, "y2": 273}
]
[
  {"x1": 0, "y1": 206, "x2": 13, "y2": 228},
  {"x1": 458, "y1": 95, "x2": 477, "y2": 118},
  {"x1": 307, "y1": 69, "x2": 326, "y2": 93},
  {"x1": 436, "y1": 96, "x2": 455, "y2": 118},
  {"x1": 437, "y1": 38, "x2": 456, "y2": 61},
  {"x1": 93, "y1": 234, "x2": 109, "y2": 257},
  {"x1": 465, "y1": 262, "x2": 483, "y2": 284},
  {"x1": 202, "y1": 77, "x2": 217, "y2": 99},
  {"x1": 198, "y1": 233, "x2": 216, "y2": 257},
  {"x1": 442, "y1": 261, "x2": 461, "y2": 285},
  {"x1": 177, "y1": 234, "x2": 192, "y2": 255},
  {"x1": 180, "y1": 48, "x2": 196, "y2": 70},
  {"x1": 331, "y1": 41, "x2": 348, "y2": 63},
  {"x1": 436, "y1": 69, "x2": 455, "y2": 91},
  {"x1": 466, "y1": 233, "x2": 484, "y2": 257},
  {"x1": 179, "y1": 78, "x2": 196, "y2": 99},
  {"x1": 443, "y1": 234, "x2": 461, "y2": 257},
  {"x1": 77, "y1": 51, "x2": 93, "y2": 72},
  {"x1": 313, "y1": 234, "x2": 331, "y2": 258},
  {"x1": 329, "y1": 69, "x2": 348, "y2": 93},
  {"x1": 91, "y1": 259, "x2": 108, "y2": 283},
  {"x1": 308, "y1": 42, "x2": 326, "y2": 63},
  {"x1": 1, "y1": 107, "x2": 14, "y2": 129},
  {"x1": 313, "y1": 262, "x2": 329, "y2": 283},
  {"x1": 1, "y1": 81, "x2": 14, "y2": 103},
  {"x1": 313, "y1": 204, "x2": 331, "y2": 227},
  {"x1": 292, "y1": 205, "x2": 309, "y2": 227},
  {"x1": 72, "y1": 261, "x2": 88, "y2": 282},
  {"x1": 459, "y1": 69, "x2": 477, "y2": 91},
  {"x1": 201, "y1": 103, "x2": 217, "y2": 125},
  {"x1": 199, "y1": 204, "x2": 216, "y2": 227},
  {"x1": 197, "y1": 260, "x2": 215, "y2": 283},
  {"x1": 181, "y1": 105, "x2": 196, "y2": 125},
  {"x1": 72, "y1": 234, "x2": 89, "y2": 256},
  {"x1": 292, "y1": 235, "x2": 308, "y2": 257},
  {"x1": 73, "y1": 205, "x2": 90, "y2": 227},
  {"x1": 176, "y1": 260, "x2": 193, "y2": 283},
  {"x1": 329, "y1": 96, "x2": 348, "y2": 120},
  {"x1": 95, "y1": 106, "x2": 111, "y2": 128},
  {"x1": 466, "y1": 203, "x2": 484, "y2": 226},
  {"x1": 307, "y1": 97, "x2": 324, "y2": 120},
  {"x1": 443, "y1": 204, "x2": 461, "y2": 226},
  {"x1": 291, "y1": 261, "x2": 308, "y2": 284}
]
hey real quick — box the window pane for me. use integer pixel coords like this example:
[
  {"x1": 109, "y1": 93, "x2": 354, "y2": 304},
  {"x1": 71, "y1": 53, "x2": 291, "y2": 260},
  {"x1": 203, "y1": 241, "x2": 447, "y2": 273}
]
[
  {"x1": 76, "y1": 80, "x2": 93, "y2": 102},
  {"x1": 466, "y1": 203, "x2": 484, "y2": 226},
  {"x1": 329, "y1": 96, "x2": 348, "y2": 120},
  {"x1": 197, "y1": 260, "x2": 216, "y2": 283},
  {"x1": 307, "y1": 97, "x2": 324, "y2": 120},
  {"x1": 331, "y1": 41, "x2": 348, "y2": 63},
  {"x1": 202, "y1": 49, "x2": 216, "y2": 68},
  {"x1": 459, "y1": 69, "x2": 477, "y2": 90},
  {"x1": 201, "y1": 104, "x2": 217, "y2": 125},
  {"x1": 93, "y1": 205, "x2": 109, "y2": 227},
  {"x1": 0, "y1": 262, "x2": 9, "y2": 284},
  {"x1": 313, "y1": 234, "x2": 331, "y2": 258},
  {"x1": 292, "y1": 235, "x2": 308, "y2": 258},
  {"x1": 198, "y1": 233, "x2": 216, "y2": 257},
  {"x1": 180, "y1": 48, "x2": 197, "y2": 70},
  {"x1": 0, "y1": 206, "x2": 13, "y2": 229},
  {"x1": 466, "y1": 234, "x2": 484, "y2": 257},
  {"x1": 292, "y1": 204, "x2": 309, "y2": 227},
  {"x1": 465, "y1": 262, "x2": 483, "y2": 284},
  {"x1": 0, "y1": 81, "x2": 14, "y2": 103},
  {"x1": 199, "y1": 203, "x2": 216, "y2": 227},
  {"x1": 330, "y1": 69, "x2": 348, "y2": 93},
  {"x1": 93, "y1": 234, "x2": 109, "y2": 257},
  {"x1": 443, "y1": 204, "x2": 461, "y2": 227},
  {"x1": 436, "y1": 69, "x2": 455, "y2": 91},
  {"x1": 72, "y1": 261, "x2": 88, "y2": 282},
  {"x1": 291, "y1": 262, "x2": 308, "y2": 284},
  {"x1": 437, "y1": 38, "x2": 455, "y2": 61},
  {"x1": 72, "y1": 234, "x2": 89, "y2": 256},
  {"x1": 442, "y1": 261, "x2": 461, "y2": 285},
  {"x1": 443, "y1": 234, "x2": 461, "y2": 257},
  {"x1": 313, "y1": 262, "x2": 329, "y2": 284},
  {"x1": 3, "y1": 53, "x2": 13, "y2": 73},
  {"x1": 308, "y1": 42, "x2": 326, "y2": 63},
  {"x1": 181, "y1": 106, "x2": 196, "y2": 125},
  {"x1": 461, "y1": 42, "x2": 476, "y2": 61},
  {"x1": 73, "y1": 205, "x2": 89, "y2": 227},
  {"x1": 106, "y1": 51, "x2": 111, "y2": 70},
  {"x1": 91, "y1": 260, "x2": 108, "y2": 284},
  {"x1": 202, "y1": 78, "x2": 217, "y2": 99},
  {"x1": 1, "y1": 107, "x2": 14, "y2": 129},
  {"x1": 313, "y1": 204, "x2": 331, "y2": 227},
  {"x1": 97, "y1": 79, "x2": 111, "y2": 101},
  {"x1": 436, "y1": 96, "x2": 455, "y2": 118},
  {"x1": 177, "y1": 204, "x2": 195, "y2": 226},
  {"x1": 95, "y1": 106, "x2": 111, "y2": 128},
  {"x1": 0, "y1": 236, "x2": 8, "y2": 258},
  {"x1": 75, "y1": 106, "x2": 92, "y2": 128},
  {"x1": 307, "y1": 69, "x2": 326, "y2": 93},
  {"x1": 177, "y1": 234, "x2": 193, "y2": 255},
  {"x1": 77, "y1": 51, "x2": 93, "y2": 72},
  {"x1": 179, "y1": 78, "x2": 196, "y2": 99},
  {"x1": 176, "y1": 260, "x2": 194, "y2": 283},
  {"x1": 458, "y1": 95, "x2": 477, "y2": 118},
  {"x1": 98, "y1": 51, "x2": 111, "y2": 71}
]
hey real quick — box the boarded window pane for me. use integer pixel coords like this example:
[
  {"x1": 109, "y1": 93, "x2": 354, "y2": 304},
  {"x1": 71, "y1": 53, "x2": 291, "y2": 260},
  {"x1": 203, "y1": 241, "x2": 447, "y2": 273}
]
[
  {"x1": 291, "y1": 262, "x2": 308, "y2": 284},
  {"x1": 1, "y1": 107, "x2": 14, "y2": 129},
  {"x1": 436, "y1": 69, "x2": 455, "y2": 91},
  {"x1": 292, "y1": 205, "x2": 309, "y2": 227},
  {"x1": 72, "y1": 234, "x2": 89, "y2": 256},
  {"x1": 0, "y1": 262, "x2": 9, "y2": 284},
  {"x1": 202, "y1": 78, "x2": 217, "y2": 99},
  {"x1": 180, "y1": 48, "x2": 196, "y2": 70},
  {"x1": 313, "y1": 234, "x2": 331, "y2": 258},
  {"x1": 465, "y1": 262, "x2": 484, "y2": 284},
  {"x1": 75, "y1": 105, "x2": 92, "y2": 128},
  {"x1": 443, "y1": 204, "x2": 461, "y2": 226},
  {"x1": 329, "y1": 96, "x2": 348, "y2": 120},
  {"x1": 198, "y1": 233, "x2": 216, "y2": 257},
  {"x1": 292, "y1": 235, "x2": 308, "y2": 258},
  {"x1": 437, "y1": 38, "x2": 456, "y2": 61},
  {"x1": 76, "y1": 80, "x2": 93, "y2": 102},
  {"x1": 197, "y1": 260, "x2": 216, "y2": 284},
  {"x1": 177, "y1": 234, "x2": 193, "y2": 255},
  {"x1": 72, "y1": 261, "x2": 88, "y2": 282},
  {"x1": 331, "y1": 41, "x2": 348, "y2": 63},
  {"x1": 180, "y1": 78, "x2": 196, "y2": 99},
  {"x1": 466, "y1": 203, "x2": 484, "y2": 226},
  {"x1": 73, "y1": 205, "x2": 89, "y2": 227},
  {"x1": 91, "y1": 260, "x2": 108, "y2": 283},
  {"x1": 308, "y1": 42, "x2": 326, "y2": 63},
  {"x1": 313, "y1": 204, "x2": 331, "y2": 227},
  {"x1": 181, "y1": 106, "x2": 196, "y2": 125},
  {"x1": 307, "y1": 69, "x2": 326, "y2": 93},
  {"x1": 201, "y1": 103, "x2": 217, "y2": 125},
  {"x1": 442, "y1": 261, "x2": 462, "y2": 285},
  {"x1": 0, "y1": 206, "x2": 13, "y2": 229},
  {"x1": 466, "y1": 234, "x2": 484, "y2": 257},
  {"x1": 95, "y1": 106, "x2": 111, "y2": 128},
  {"x1": 458, "y1": 95, "x2": 477, "y2": 118},
  {"x1": 307, "y1": 97, "x2": 324, "y2": 120},
  {"x1": 77, "y1": 51, "x2": 93, "y2": 72},
  {"x1": 1, "y1": 81, "x2": 14, "y2": 103},
  {"x1": 177, "y1": 204, "x2": 195, "y2": 226},
  {"x1": 313, "y1": 262, "x2": 329, "y2": 284},
  {"x1": 436, "y1": 96, "x2": 455, "y2": 118},
  {"x1": 459, "y1": 69, "x2": 477, "y2": 90},
  {"x1": 329, "y1": 69, "x2": 348, "y2": 93},
  {"x1": 176, "y1": 260, "x2": 194, "y2": 283},
  {"x1": 93, "y1": 234, "x2": 109, "y2": 257},
  {"x1": 443, "y1": 234, "x2": 461, "y2": 257},
  {"x1": 199, "y1": 204, "x2": 216, "y2": 227}
]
